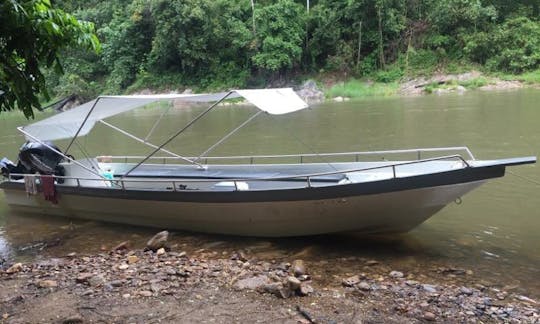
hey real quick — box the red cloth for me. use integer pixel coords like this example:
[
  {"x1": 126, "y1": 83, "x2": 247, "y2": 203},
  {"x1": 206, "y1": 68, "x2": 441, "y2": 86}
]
[{"x1": 41, "y1": 175, "x2": 58, "y2": 204}]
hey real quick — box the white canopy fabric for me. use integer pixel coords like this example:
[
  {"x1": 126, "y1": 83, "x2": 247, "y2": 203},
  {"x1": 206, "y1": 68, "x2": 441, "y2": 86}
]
[{"x1": 21, "y1": 88, "x2": 308, "y2": 141}]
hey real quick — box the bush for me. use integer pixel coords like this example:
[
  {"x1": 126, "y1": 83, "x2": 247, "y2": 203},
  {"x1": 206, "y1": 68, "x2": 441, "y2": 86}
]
[
  {"x1": 464, "y1": 17, "x2": 540, "y2": 73},
  {"x1": 374, "y1": 67, "x2": 403, "y2": 83}
]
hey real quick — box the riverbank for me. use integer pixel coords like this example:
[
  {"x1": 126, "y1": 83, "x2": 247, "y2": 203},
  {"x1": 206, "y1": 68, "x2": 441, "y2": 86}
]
[
  {"x1": 295, "y1": 70, "x2": 540, "y2": 103},
  {"x1": 1, "y1": 231, "x2": 538, "y2": 323}
]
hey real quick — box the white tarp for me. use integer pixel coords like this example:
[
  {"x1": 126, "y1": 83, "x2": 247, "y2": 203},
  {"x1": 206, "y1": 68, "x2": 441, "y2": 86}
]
[{"x1": 21, "y1": 88, "x2": 308, "y2": 141}]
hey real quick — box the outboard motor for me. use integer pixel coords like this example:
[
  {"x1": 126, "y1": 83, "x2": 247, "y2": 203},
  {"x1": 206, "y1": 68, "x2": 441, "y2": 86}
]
[
  {"x1": 1, "y1": 142, "x2": 67, "y2": 181},
  {"x1": 18, "y1": 141, "x2": 66, "y2": 176}
]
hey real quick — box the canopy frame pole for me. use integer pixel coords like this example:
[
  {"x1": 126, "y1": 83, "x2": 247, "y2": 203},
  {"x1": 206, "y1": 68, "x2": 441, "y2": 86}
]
[
  {"x1": 17, "y1": 127, "x2": 106, "y2": 179},
  {"x1": 193, "y1": 110, "x2": 263, "y2": 163},
  {"x1": 121, "y1": 91, "x2": 233, "y2": 178},
  {"x1": 64, "y1": 97, "x2": 101, "y2": 155},
  {"x1": 98, "y1": 120, "x2": 202, "y2": 167},
  {"x1": 144, "y1": 102, "x2": 171, "y2": 141}
]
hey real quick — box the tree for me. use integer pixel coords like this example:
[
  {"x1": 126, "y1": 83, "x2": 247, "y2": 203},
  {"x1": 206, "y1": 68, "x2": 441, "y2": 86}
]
[
  {"x1": 0, "y1": 0, "x2": 100, "y2": 117},
  {"x1": 252, "y1": 0, "x2": 305, "y2": 73}
]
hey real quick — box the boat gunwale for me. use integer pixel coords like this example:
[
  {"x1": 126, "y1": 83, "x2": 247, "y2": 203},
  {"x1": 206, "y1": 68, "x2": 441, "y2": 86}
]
[{"x1": 0, "y1": 163, "x2": 507, "y2": 203}]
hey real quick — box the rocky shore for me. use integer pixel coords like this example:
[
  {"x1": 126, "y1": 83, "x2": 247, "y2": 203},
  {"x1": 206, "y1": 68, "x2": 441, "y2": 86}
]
[{"x1": 1, "y1": 231, "x2": 538, "y2": 323}]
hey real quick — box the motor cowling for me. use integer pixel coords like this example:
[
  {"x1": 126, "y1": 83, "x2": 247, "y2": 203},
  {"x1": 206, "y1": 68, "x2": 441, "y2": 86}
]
[{"x1": 18, "y1": 141, "x2": 66, "y2": 175}]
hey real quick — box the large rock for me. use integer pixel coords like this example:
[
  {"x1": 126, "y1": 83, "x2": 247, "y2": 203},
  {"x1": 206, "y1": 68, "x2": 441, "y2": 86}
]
[
  {"x1": 291, "y1": 260, "x2": 307, "y2": 277},
  {"x1": 297, "y1": 80, "x2": 324, "y2": 103},
  {"x1": 146, "y1": 231, "x2": 169, "y2": 251},
  {"x1": 234, "y1": 275, "x2": 270, "y2": 291},
  {"x1": 5, "y1": 263, "x2": 23, "y2": 274},
  {"x1": 38, "y1": 280, "x2": 58, "y2": 288}
]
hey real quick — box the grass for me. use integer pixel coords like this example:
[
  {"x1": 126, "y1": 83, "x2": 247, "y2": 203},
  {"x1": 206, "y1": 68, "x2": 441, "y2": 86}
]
[
  {"x1": 457, "y1": 77, "x2": 490, "y2": 89},
  {"x1": 423, "y1": 77, "x2": 491, "y2": 94},
  {"x1": 326, "y1": 79, "x2": 399, "y2": 99},
  {"x1": 499, "y1": 69, "x2": 540, "y2": 84}
]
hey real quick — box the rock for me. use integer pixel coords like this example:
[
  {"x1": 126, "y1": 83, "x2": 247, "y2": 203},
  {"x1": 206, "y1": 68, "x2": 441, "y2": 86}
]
[
  {"x1": 146, "y1": 231, "x2": 169, "y2": 251},
  {"x1": 460, "y1": 287, "x2": 474, "y2": 296},
  {"x1": 87, "y1": 275, "x2": 105, "y2": 287},
  {"x1": 109, "y1": 280, "x2": 123, "y2": 287},
  {"x1": 287, "y1": 276, "x2": 301, "y2": 291},
  {"x1": 38, "y1": 280, "x2": 58, "y2": 288},
  {"x1": 81, "y1": 289, "x2": 93, "y2": 296},
  {"x1": 296, "y1": 80, "x2": 324, "y2": 103},
  {"x1": 122, "y1": 293, "x2": 131, "y2": 299},
  {"x1": 422, "y1": 284, "x2": 438, "y2": 293},
  {"x1": 405, "y1": 280, "x2": 418, "y2": 287},
  {"x1": 156, "y1": 248, "x2": 166, "y2": 256},
  {"x1": 262, "y1": 282, "x2": 291, "y2": 298},
  {"x1": 423, "y1": 311, "x2": 436, "y2": 321},
  {"x1": 62, "y1": 315, "x2": 84, "y2": 324},
  {"x1": 516, "y1": 295, "x2": 537, "y2": 304},
  {"x1": 299, "y1": 283, "x2": 314, "y2": 296},
  {"x1": 111, "y1": 241, "x2": 130, "y2": 252},
  {"x1": 358, "y1": 281, "x2": 371, "y2": 291},
  {"x1": 389, "y1": 271, "x2": 404, "y2": 278},
  {"x1": 5, "y1": 263, "x2": 23, "y2": 274},
  {"x1": 127, "y1": 255, "x2": 139, "y2": 264},
  {"x1": 291, "y1": 260, "x2": 306, "y2": 277},
  {"x1": 118, "y1": 264, "x2": 129, "y2": 270},
  {"x1": 456, "y1": 85, "x2": 467, "y2": 93},
  {"x1": 333, "y1": 96, "x2": 344, "y2": 102},
  {"x1": 76, "y1": 272, "x2": 94, "y2": 284},
  {"x1": 342, "y1": 275, "x2": 361, "y2": 287},
  {"x1": 138, "y1": 290, "x2": 153, "y2": 297},
  {"x1": 234, "y1": 275, "x2": 270, "y2": 290},
  {"x1": 365, "y1": 260, "x2": 379, "y2": 266}
]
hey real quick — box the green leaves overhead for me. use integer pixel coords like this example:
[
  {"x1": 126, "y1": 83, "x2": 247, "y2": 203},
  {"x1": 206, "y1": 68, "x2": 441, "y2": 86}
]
[{"x1": 0, "y1": 0, "x2": 100, "y2": 117}]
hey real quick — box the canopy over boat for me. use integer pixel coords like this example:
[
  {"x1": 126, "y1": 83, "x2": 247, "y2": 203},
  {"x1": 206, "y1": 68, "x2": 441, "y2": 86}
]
[{"x1": 21, "y1": 88, "x2": 308, "y2": 141}]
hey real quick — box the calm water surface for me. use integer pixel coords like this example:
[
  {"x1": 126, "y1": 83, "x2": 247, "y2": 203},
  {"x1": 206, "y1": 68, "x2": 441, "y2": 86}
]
[{"x1": 1, "y1": 89, "x2": 539, "y2": 297}]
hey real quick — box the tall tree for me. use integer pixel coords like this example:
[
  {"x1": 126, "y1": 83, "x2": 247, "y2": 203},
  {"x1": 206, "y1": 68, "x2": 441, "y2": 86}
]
[{"x1": 0, "y1": 0, "x2": 100, "y2": 117}]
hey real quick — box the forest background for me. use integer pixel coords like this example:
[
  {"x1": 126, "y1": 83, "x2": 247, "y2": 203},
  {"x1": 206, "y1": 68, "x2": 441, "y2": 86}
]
[{"x1": 40, "y1": 0, "x2": 540, "y2": 101}]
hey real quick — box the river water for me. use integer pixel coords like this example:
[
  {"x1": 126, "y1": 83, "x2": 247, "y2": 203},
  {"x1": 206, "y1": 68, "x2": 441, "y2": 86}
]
[{"x1": 1, "y1": 89, "x2": 539, "y2": 297}]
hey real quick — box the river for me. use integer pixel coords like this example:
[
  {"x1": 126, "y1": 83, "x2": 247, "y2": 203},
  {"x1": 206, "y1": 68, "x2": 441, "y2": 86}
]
[{"x1": 1, "y1": 89, "x2": 539, "y2": 298}]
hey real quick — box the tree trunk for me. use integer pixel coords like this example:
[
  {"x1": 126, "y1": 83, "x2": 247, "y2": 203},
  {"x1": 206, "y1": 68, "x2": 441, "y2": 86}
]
[
  {"x1": 356, "y1": 21, "x2": 362, "y2": 67},
  {"x1": 250, "y1": 0, "x2": 256, "y2": 35},
  {"x1": 377, "y1": 3, "x2": 385, "y2": 68}
]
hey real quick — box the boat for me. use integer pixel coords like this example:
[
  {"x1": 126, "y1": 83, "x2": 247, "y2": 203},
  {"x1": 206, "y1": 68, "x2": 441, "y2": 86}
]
[{"x1": 0, "y1": 89, "x2": 536, "y2": 237}]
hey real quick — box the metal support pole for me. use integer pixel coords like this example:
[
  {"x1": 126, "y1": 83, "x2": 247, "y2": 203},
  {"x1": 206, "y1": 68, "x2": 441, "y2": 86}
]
[
  {"x1": 122, "y1": 91, "x2": 233, "y2": 178},
  {"x1": 99, "y1": 120, "x2": 202, "y2": 167},
  {"x1": 144, "y1": 102, "x2": 171, "y2": 141},
  {"x1": 65, "y1": 97, "x2": 101, "y2": 154},
  {"x1": 17, "y1": 127, "x2": 106, "y2": 179},
  {"x1": 193, "y1": 110, "x2": 263, "y2": 163}
]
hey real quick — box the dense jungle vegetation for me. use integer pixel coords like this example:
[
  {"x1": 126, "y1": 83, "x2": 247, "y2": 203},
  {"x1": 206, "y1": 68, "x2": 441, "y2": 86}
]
[{"x1": 17, "y1": 0, "x2": 540, "y2": 102}]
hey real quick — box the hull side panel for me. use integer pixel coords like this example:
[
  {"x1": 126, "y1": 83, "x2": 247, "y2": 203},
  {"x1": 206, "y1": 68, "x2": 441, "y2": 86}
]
[{"x1": 2, "y1": 180, "x2": 485, "y2": 237}]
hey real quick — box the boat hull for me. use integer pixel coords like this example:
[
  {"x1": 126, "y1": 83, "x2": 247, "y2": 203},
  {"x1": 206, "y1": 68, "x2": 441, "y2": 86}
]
[{"x1": 1, "y1": 180, "x2": 485, "y2": 237}]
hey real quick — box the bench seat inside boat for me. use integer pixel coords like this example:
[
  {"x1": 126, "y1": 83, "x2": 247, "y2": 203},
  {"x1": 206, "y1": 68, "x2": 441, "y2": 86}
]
[{"x1": 114, "y1": 164, "x2": 347, "y2": 183}]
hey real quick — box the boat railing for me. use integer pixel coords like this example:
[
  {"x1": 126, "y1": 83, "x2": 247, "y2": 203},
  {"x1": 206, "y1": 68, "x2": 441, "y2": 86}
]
[
  {"x1": 96, "y1": 146, "x2": 475, "y2": 165},
  {"x1": 5, "y1": 154, "x2": 470, "y2": 191}
]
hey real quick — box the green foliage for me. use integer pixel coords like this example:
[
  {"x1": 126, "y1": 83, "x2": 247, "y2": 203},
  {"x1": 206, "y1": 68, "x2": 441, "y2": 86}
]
[
  {"x1": 326, "y1": 79, "x2": 398, "y2": 98},
  {"x1": 499, "y1": 69, "x2": 540, "y2": 84},
  {"x1": 458, "y1": 77, "x2": 489, "y2": 89},
  {"x1": 0, "y1": 0, "x2": 100, "y2": 117},
  {"x1": 464, "y1": 17, "x2": 540, "y2": 73},
  {"x1": 6, "y1": 0, "x2": 537, "y2": 107},
  {"x1": 252, "y1": 0, "x2": 305, "y2": 72},
  {"x1": 374, "y1": 67, "x2": 403, "y2": 83}
]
